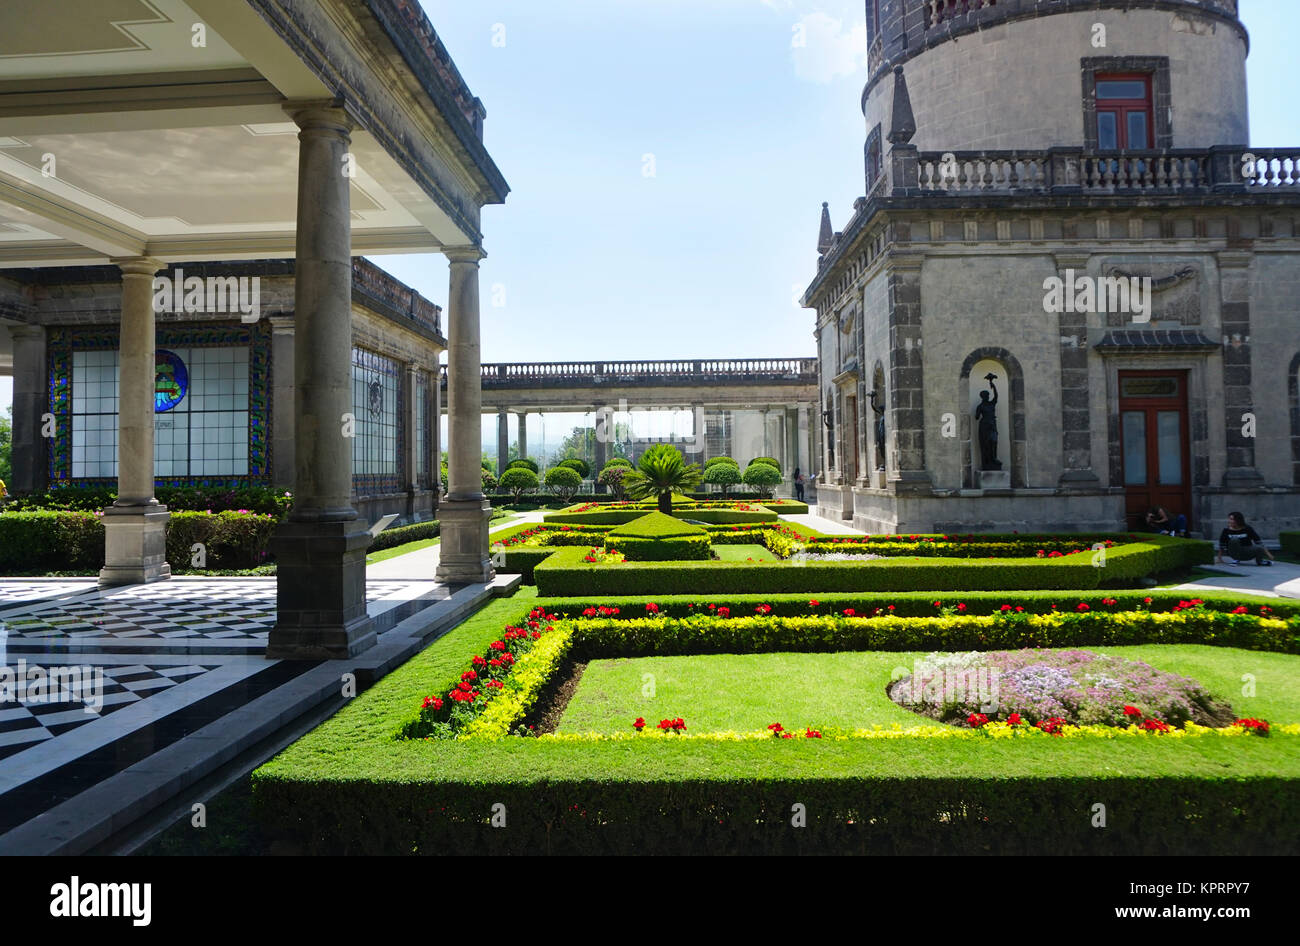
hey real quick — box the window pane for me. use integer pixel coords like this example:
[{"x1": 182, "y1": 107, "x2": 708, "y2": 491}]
[
  {"x1": 1098, "y1": 112, "x2": 1118, "y2": 150},
  {"x1": 1157, "y1": 411, "x2": 1183, "y2": 485},
  {"x1": 1097, "y1": 80, "x2": 1147, "y2": 99},
  {"x1": 1127, "y1": 111, "x2": 1149, "y2": 149},
  {"x1": 1122, "y1": 411, "x2": 1147, "y2": 485}
]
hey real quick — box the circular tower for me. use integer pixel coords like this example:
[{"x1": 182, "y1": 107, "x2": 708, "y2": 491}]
[{"x1": 862, "y1": 0, "x2": 1248, "y2": 153}]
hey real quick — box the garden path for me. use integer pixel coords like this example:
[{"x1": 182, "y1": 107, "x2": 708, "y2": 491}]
[{"x1": 1172, "y1": 561, "x2": 1300, "y2": 599}]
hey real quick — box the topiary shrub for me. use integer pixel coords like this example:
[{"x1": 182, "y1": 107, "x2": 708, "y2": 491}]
[
  {"x1": 749, "y1": 456, "x2": 782, "y2": 474},
  {"x1": 703, "y1": 461, "x2": 743, "y2": 497},
  {"x1": 559, "y1": 458, "x2": 590, "y2": 479},
  {"x1": 603, "y1": 456, "x2": 632, "y2": 469},
  {"x1": 742, "y1": 462, "x2": 782, "y2": 498},
  {"x1": 507, "y1": 458, "x2": 539, "y2": 474},
  {"x1": 498, "y1": 467, "x2": 540, "y2": 502},
  {"x1": 704, "y1": 456, "x2": 739, "y2": 471},
  {"x1": 544, "y1": 465, "x2": 583, "y2": 501}
]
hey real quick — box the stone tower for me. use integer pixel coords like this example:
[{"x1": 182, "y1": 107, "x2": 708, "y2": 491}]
[{"x1": 805, "y1": 0, "x2": 1300, "y2": 538}]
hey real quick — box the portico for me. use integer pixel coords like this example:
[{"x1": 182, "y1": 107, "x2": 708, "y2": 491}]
[{"x1": 0, "y1": 0, "x2": 508, "y2": 657}]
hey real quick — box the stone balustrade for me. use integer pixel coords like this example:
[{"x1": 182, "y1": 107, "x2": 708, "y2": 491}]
[
  {"x1": 351, "y1": 256, "x2": 442, "y2": 335},
  {"x1": 438, "y1": 358, "x2": 818, "y2": 387},
  {"x1": 906, "y1": 146, "x2": 1298, "y2": 195}
]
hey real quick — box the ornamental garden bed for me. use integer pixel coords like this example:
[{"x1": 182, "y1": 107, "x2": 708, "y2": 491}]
[{"x1": 253, "y1": 588, "x2": 1300, "y2": 855}]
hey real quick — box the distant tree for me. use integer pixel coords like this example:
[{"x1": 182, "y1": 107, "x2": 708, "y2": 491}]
[
  {"x1": 0, "y1": 406, "x2": 11, "y2": 489},
  {"x1": 623, "y1": 444, "x2": 703, "y2": 514},
  {"x1": 742, "y1": 461, "x2": 781, "y2": 498},
  {"x1": 498, "y1": 467, "x2": 539, "y2": 502},
  {"x1": 598, "y1": 464, "x2": 629, "y2": 500},
  {"x1": 703, "y1": 462, "x2": 742, "y2": 497},
  {"x1": 544, "y1": 465, "x2": 582, "y2": 501}
]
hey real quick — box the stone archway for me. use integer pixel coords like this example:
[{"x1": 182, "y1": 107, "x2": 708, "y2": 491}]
[{"x1": 958, "y1": 347, "x2": 1027, "y2": 489}]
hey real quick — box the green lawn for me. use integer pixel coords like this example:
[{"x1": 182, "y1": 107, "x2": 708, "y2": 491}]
[
  {"x1": 558, "y1": 645, "x2": 1300, "y2": 734},
  {"x1": 713, "y1": 544, "x2": 778, "y2": 562}
]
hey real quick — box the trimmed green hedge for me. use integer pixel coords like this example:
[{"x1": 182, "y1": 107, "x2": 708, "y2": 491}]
[
  {"x1": 369, "y1": 519, "x2": 440, "y2": 552},
  {"x1": 1281, "y1": 532, "x2": 1300, "y2": 557},
  {"x1": 4, "y1": 484, "x2": 292, "y2": 517},
  {"x1": 0, "y1": 508, "x2": 280, "y2": 572},
  {"x1": 545, "y1": 507, "x2": 779, "y2": 526},
  {"x1": 253, "y1": 766, "x2": 1299, "y2": 855},
  {"x1": 534, "y1": 535, "x2": 1211, "y2": 596},
  {"x1": 605, "y1": 535, "x2": 713, "y2": 561}
]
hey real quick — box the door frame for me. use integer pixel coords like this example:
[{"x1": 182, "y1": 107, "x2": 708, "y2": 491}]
[{"x1": 1117, "y1": 368, "x2": 1192, "y2": 530}]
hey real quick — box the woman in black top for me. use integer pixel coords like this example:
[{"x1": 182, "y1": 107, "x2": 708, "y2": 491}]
[{"x1": 1217, "y1": 512, "x2": 1274, "y2": 566}]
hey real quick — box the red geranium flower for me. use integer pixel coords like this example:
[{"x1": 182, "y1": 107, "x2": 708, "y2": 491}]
[
  {"x1": 1231, "y1": 606, "x2": 1248, "y2": 614},
  {"x1": 956, "y1": 603, "x2": 967, "y2": 613},
  {"x1": 1000, "y1": 604, "x2": 1012, "y2": 612},
  {"x1": 717, "y1": 606, "x2": 730, "y2": 618},
  {"x1": 645, "y1": 602, "x2": 659, "y2": 613},
  {"x1": 768, "y1": 722, "x2": 784, "y2": 735},
  {"x1": 1006, "y1": 713, "x2": 1021, "y2": 726},
  {"x1": 1076, "y1": 602, "x2": 1090, "y2": 612},
  {"x1": 809, "y1": 599, "x2": 819, "y2": 607},
  {"x1": 1142, "y1": 718, "x2": 1170, "y2": 732},
  {"x1": 805, "y1": 728, "x2": 822, "y2": 739},
  {"x1": 967, "y1": 713, "x2": 988, "y2": 728},
  {"x1": 1123, "y1": 705, "x2": 1142, "y2": 717},
  {"x1": 633, "y1": 717, "x2": 645, "y2": 731}
]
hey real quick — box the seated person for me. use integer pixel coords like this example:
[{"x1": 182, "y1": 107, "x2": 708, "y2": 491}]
[
  {"x1": 1217, "y1": 512, "x2": 1274, "y2": 566},
  {"x1": 1145, "y1": 505, "x2": 1188, "y2": 537}
]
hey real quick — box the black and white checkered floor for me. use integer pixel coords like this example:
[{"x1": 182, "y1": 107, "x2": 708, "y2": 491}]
[{"x1": 0, "y1": 575, "x2": 454, "y2": 830}]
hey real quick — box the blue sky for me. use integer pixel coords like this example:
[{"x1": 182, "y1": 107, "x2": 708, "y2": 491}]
[{"x1": 1, "y1": 0, "x2": 1292, "y2": 432}]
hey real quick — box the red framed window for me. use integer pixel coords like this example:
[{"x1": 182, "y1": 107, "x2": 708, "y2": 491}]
[{"x1": 1096, "y1": 74, "x2": 1153, "y2": 150}]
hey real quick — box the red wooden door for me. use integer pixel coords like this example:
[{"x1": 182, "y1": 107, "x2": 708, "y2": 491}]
[{"x1": 1118, "y1": 370, "x2": 1192, "y2": 531}]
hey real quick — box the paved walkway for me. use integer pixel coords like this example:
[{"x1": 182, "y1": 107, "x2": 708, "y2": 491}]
[
  {"x1": 0, "y1": 569, "x2": 517, "y2": 854},
  {"x1": 367, "y1": 509, "x2": 548, "y2": 579},
  {"x1": 786, "y1": 508, "x2": 868, "y2": 535},
  {"x1": 1171, "y1": 560, "x2": 1300, "y2": 599}
]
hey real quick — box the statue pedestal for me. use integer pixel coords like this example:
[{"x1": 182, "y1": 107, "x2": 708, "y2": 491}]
[
  {"x1": 873, "y1": 469, "x2": 886, "y2": 489},
  {"x1": 978, "y1": 470, "x2": 1010, "y2": 491}
]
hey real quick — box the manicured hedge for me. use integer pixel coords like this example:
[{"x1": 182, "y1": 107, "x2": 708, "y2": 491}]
[
  {"x1": 253, "y1": 765, "x2": 1299, "y2": 855},
  {"x1": 0, "y1": 510, "x2": 103, "y2": 570},
  {"x1": 605, "y1": 535, "x2": 712, "y2": 561},
  {"x1": 369, "y1": 519, "x2": 441, "y2": 552},
  {"x1": 4, "y1": 484, "x2": 292, "y2": 517},
  {"x1": 1281, "y1": 532, "x2": 1300, "y2": 557},
  {"x1": 545, "y1": 507, "x2": 779, "y2": 526},
  {"x1": 533, "y1": 536, "x2": 1211, "y2": 596},
  {"x1": 0, "y1": 508, "x2": 280, "y2": 572}
]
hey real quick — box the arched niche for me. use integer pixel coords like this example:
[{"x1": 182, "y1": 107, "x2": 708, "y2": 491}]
[{"x1": 959, "y1": 348, "x2": 1026, "y2": 489}]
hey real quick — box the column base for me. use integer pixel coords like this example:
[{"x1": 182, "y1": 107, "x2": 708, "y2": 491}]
[
  {"x1": 888, "y1": 471, "x2": 933, "y2": 495},
  {"x1": 267, "y1": 517, "x2": 375, "y2": 659},
  {"x1": 99, "y1": 504, "x2": 171, "y2": 587},
  {"x1": 435, "y1": 499, "x2": 496, "y2": 584}
]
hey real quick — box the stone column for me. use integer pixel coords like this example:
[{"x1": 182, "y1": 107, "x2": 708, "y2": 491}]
[
  {"x1": 405, "y1": 364, "x2": 420, "y2": 516},
  {"x1": 431, "y1": 360, "x2": 442, "y2": 507},
  {"x1": 496, "y1": 407, "x2": 509, "y2": 475},
  {"x1": 268, "y1": 103, "x2": 375, "y2": 659},
  {"x1": 99, "y1": 257, "x2": 170, "y2": 587},
  {"x1": 269, "y1": 315, "x2": 295, "y2": 490},
  {"x1": 517, "y1": 411, "x2": 527, "y2": 462},
  {"x1": 9, "y1": 324, "x2": 47, "y2": 494},
  {"x1": 1218, "y1": 251, "x2": 1264, "y2": 486},
  {"x1": 1054, "y1": 253, "x2": 1100, "y2": 488},
  {"x1": 886, "y1": 255, "x2": 931, "y2": 493},
  {"x1": 436, "y1": 247, "x2": 495, "y2": 583},
  {"x1": 797, "y1": 403, "x2": 811, "y2": 473}
]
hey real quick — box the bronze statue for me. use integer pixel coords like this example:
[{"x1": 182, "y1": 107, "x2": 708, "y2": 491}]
[
  {"x1": 868, "y1": 388, "x2": 886, "y2": 471},
  {"x1": 975, "y1": 373, "x2": 1002, "y2": 471}
]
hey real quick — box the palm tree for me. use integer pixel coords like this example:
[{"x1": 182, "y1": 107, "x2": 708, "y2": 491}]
[{"x1": 622, "y1": 444, "x2": 703, "y2": 514}]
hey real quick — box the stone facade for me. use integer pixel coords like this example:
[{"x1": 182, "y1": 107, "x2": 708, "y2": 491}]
[{"x1": 807, "y1": 0, "x2": 1300, "y2": 539}]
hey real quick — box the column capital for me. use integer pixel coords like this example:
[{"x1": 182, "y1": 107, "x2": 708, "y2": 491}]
[
  {"x1": 284, "y1": 100, "x2": 352, "y2": 134},
  {"x1": 111, "y1": 256, "x2": 164, "y2": 277},
  {"x1": 9, "y1": 321, "x2": 44, "y2": 340},
  {"x1": 268, "y1": 314, "x2": 295, "y2": 335},
  {"x1": 444, "y1": 245, "x2": 486, "y2": 264}
]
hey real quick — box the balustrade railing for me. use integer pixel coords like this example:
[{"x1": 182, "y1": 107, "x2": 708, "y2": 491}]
[
  {"x1": 439, "y1": 358, "x2": 818, "y2": 385},
  {"x1": 351, "y1": 257, "x2": 442, "y2": 334},
  {"x1": 907, "y1": 146, "x2": 1298, "y2": 196}
]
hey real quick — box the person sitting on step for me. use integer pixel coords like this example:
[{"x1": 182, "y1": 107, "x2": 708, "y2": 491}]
[
  {"x1": 1217, "y1": 511, "x2": 1274, "y2": 567},
  {"x1": 1145, "y1": 505, "x2": 1188, "y2": 537}
]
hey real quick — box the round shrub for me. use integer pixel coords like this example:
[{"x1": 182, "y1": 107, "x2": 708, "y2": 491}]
[
  {"x1": 598, "y1": 464, "x2": 630, "y2": 500},
  {"x1": 507, "y1": 457, "x2": 539, "y2": 474},
  {"x1": 704, "y1": 456, "x2": 739, "y2": 470},
  {"x1": 559, "y1": 458, "x2": 590, "y2": 479},
  {"x1": 749, "y1": 456, "x2": 782, "y2": 474},
  {"x1": 602, "y1": 457, "x2": 632, "y2": 470},
  {"x1": 544, "y1": 465, "x2": 583, "y2": 500},
  {"x1": 741, "y1": 462, "x2": 782, "y2": 497},
  {"x1": 703, "y1": 462, "x2": 743, "y2": 496},
  {"x1": 498, "y1": 467, "x2": 539, "y2": 501}
]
